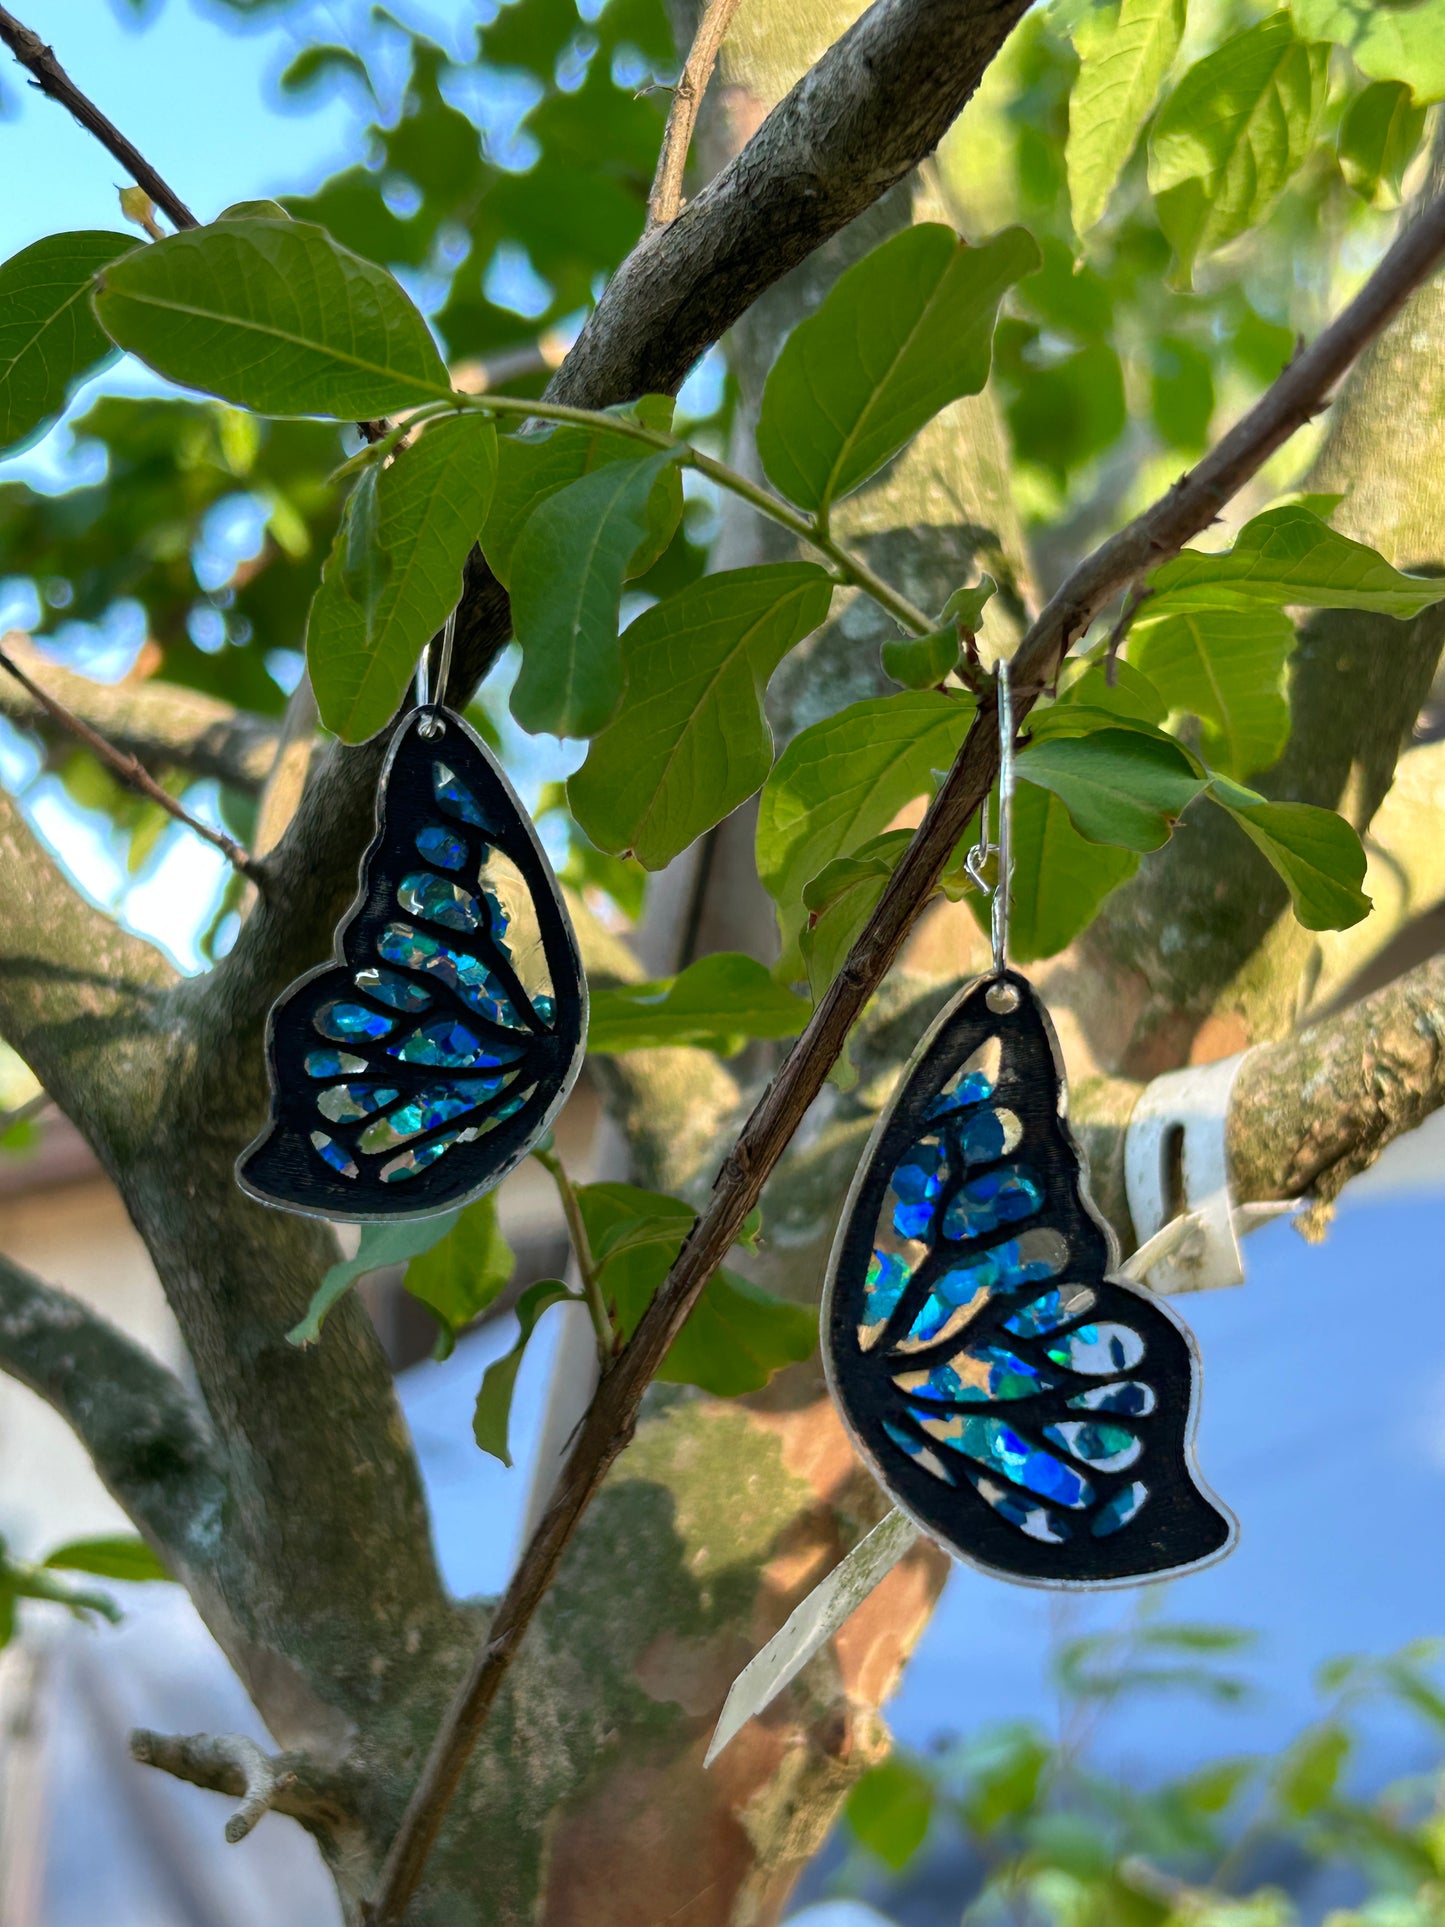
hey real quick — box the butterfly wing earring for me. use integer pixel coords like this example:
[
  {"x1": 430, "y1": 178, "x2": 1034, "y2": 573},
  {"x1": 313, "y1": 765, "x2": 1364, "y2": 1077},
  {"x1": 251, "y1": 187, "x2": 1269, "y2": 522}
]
[
  {"x1": 821, "y1": 663, "x2": 1235, "y2": 1586},
  {"x1": 238, "y1": 610, "x2": 587, "y2": 1221}
]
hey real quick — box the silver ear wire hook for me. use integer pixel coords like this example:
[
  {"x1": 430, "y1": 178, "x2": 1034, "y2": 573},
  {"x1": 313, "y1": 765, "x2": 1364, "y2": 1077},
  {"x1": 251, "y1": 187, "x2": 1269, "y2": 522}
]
[
  {"x1": 416, "y1": 603, "x2": 458, "y2": 739},
  {"x1": 963, "y1": 657, "x2": 1015, "y2": 984}
]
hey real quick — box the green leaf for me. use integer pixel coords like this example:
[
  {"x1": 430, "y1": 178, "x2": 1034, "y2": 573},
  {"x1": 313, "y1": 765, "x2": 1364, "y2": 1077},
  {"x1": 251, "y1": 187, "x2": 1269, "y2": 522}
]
[
  {"x1": 509, "y1": 448, "x2": 682, "y2": 738},
  {"x1": 1148, "y1": 14, "x2": 1329, "y2": 280},
  {"x1": 1005, "y1": 340, "x2": 1126, "y2": 483},
  {"x1": 308, "y1": 413, "x2": 498, "y2": 742},
  {"x1": 0, "y1": 231, "x2": 136, "y2": 454},
  {"x1": 1016, "y1": 729, "x2": 1208, "y2": 852},
  {"x1": 882, "y1": 625, "x2": 962, "y2": 690},
  {"x1": 568, "y1": 563, "x2": 833, "y2": 867},
  {"x1": 403, "y1": 1193, "x2": 515, "y2": 1360},
  {"x1": 756, "y1": 222, "x2": 1040, "y2": 514},
  {"x1": 756, "y1": 691, "x2": 975, "y2": 974},
  {"x1": 587, "y1": 952, "x2": 811, "y2": 1055},
  {"x1": 280, "y1": 44, "x2": 376, "y2": 99},
  {"x1": 1067, "y1": 0, "x2": 1188, "y2": 233},
  {"x1": 288, "y1": 1211, "x2": 463, "y2": 1347},
  {"x1": 1131, "y1": 604, "x2": 1295, "y2": 776},
  {"x1": 1338, "y1": 80, "x2": 1428, "y2": 204},
  {"x1": 1060, "y1": 655, "x2": 1170, "y2": 725},
  {"x1": 42, "y1": 1535, "x2": 171, "y2": 1583},
  {"x1": 481, "y1": 400, "x2": 682, "y2": 590},
  {"x1": 801, "y1": 830, "x2": 915, "y2": 1000},
  {"x1": 940, "y1": 574, "x2": 997, "y2": 632},
  {"x1": 845, "y1": 1756, "x2": 934, "y2": 1870},
  {"x1": 1275, "y1": 1720, "x2": 1350, "y2": 1817},
  {"x1": 1293, "y1": 0, "x2": 1445, "y2": 103},
  {"x1": 977, "y1": 781, "x2": 1137, "y2": 962},
  {"x1": 1208, "y1": 776, "x2": 1371, "y2": 929},
  {"x1": 93, "y1": 218, "x2": 453, "y2": 418},
  {"x1": 1148, "y1": 506, "x2": 1445, "y2": 618},
  {"x1": 1150, "y1": 332, "x2": 1215, "y2": 452},
  {"x1": 577, "y1": 1183, "x2": 815, "y2": 1396},
  {"x1": 958, "y1": 1723, "x2": 1052, "y2": 1834},
  {"x1": 473, "y1": 1280, "x2": 575, "y2": 1466}
]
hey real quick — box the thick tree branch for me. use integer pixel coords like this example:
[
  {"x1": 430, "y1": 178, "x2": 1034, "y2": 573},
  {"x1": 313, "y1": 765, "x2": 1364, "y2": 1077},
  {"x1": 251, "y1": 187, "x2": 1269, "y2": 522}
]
[
  {"x1": 0, "y1": 1252, "x2": 223, "y2": 1573},
  {"x1": 369, "y1": 184, "x2": 1445, "y2": 1927},
  {"x1": 129, "y1": 1728, "x2": 336, "y2": 1842},
  {"x1": 0, "y1": 644, "x2": 264, "y2": 882},
  {"x1": 0, "y1": 634, "x2": 282, "y2": 791},
  {"x1": 0, "y1": 7, "x2": 197, "y2": 231},
  {"x1": 1228, "y1": 951, "x2": 1445, "y2": 1224}
]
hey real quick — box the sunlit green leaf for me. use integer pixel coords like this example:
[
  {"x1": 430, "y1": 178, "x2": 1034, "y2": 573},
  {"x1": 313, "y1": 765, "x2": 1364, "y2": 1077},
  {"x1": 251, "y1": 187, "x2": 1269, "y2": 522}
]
[
  {"x1": 42, "y1": 1536, "x2": 172, "y2": 1583},
  {"x1": 0, "y1": 231, "x2": 135, "y2": 455},
  {"x1": 403, "y1": 1193, "x2": 515, "y2": 1360},
  {"x1": 1148, "y1": 506, "x2": 1445, "y2": 618},
  {"x1": 1338, "y1": 80, "x2": 1428, "y2": 204},
  {"x1": 756, "y1": 691, "x2": 975, "y2": 973},
  {"x1": 510, "y1": 447, "x2": 681, "y2": 738},
  {"x1": 846, "y1": 1755, "x2": 934, "y2": 1870},
  {"x1": 308, "y1": 413, "x2": 497, "y2": 742},
  {"x1": 1209, "y1": 775, "x2": 1371, "y2": 929},
  {"x1": 569, "y1": 563, "x2": 833, "y2": 867},
  {"x1": 93, "y1": 217, "x2": 454, "y2": 418},
  {"x1": 481, "y1": 399, "x2": 681, "y2": 590},
  {"x1": 473, "y1": 1280, "x2": 575, "y2": 1467},
  {"x1": 1149, "y1": 14, "x2": 1329, "y2": 280},
  {"x1": 1067, "y1": 0, "x2": 1188, "y2": 233},
  {"x1": 288, "y1": 1211, "x2": 463, "y2": 1347},
  {"x1": 577, "y1": 1183, "x2": 814, "y2": 1396},
  {"x1": 757, "y1": 222, "x2": 1039, "y2": 513},
  {"x1": 882, "y1": 624, "x2": 962, "y2": 690},
  {"x1": 1006, "y1": 340, "x2": 1126, "y2": 482},
  {"x1": 1016, "y1": 729, "x2": 1208, "y2": 851},
  {"x1": 1293, "y1": 0, "x2": 1445, "y2": 104},
  {"x1": 800, "y1": 830, "x2": 915, "y2": 1000},
  {"x1": 1274, "y1": 1720, "x2": 1350, "y2": 1817},
  {"x1": 587, "y1": 952, "x2": 810, "y2": 1055},
  {"x1": 940, "y1": 574, "x2": 998, "y2": 632},
  {"x1": 1131, "y1": 604, "x2": 1295, "y2": 776}
]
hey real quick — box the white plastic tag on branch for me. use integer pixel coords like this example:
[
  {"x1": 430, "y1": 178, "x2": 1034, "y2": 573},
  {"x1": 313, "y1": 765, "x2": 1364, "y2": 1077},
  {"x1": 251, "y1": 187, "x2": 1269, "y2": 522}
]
[
  {"x1": 703, "y1": 1224, "x2": 1194, "y2": 1767},
  {"x1": 1124, "y1": 1052, "x2": 1254, "y2": 1294}
]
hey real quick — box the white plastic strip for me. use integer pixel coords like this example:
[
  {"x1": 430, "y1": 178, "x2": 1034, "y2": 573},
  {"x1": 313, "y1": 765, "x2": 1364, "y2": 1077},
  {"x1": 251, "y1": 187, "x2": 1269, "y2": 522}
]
[
  {"x1": 704, "y1": 1232, "x2": 1183, "y2": 1768},
  {"x1": 1124, "y1": 1052, "x2": 1251, "y2": 1294}
]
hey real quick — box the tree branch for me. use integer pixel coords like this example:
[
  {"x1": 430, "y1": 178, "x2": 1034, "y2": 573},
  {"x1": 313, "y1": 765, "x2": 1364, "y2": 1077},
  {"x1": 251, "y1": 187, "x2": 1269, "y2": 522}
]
[
  {"x1": 129, "y1": 1728, "x2": 337, "y2": 1842},
  {"x1": 0, "y1": 7, "x2": 197, "y2": 231},
  {"x1": 367, "y1": 180, "x2": 1445, "y2": 1927},
  {"x1": 1228, "y1": 950, "x2": 1445, "y2": 1229},
  {"x1": 0, "y1": 644, "x2": 265, "y2": 883},
  {"x1": 0, "y1": 634, "x2": 282, "y2": 792},
  {"x1": 647, "y1": 0, "x2": 745, "y2": 229},
  {"x1": 0, "y1": 1252, "x2": 223, "y2": 1573}
]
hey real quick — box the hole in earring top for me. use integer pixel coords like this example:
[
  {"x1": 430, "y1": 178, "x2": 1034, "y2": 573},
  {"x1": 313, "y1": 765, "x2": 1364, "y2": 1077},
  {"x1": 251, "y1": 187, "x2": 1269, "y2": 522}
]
[{"x1": 986, "y1": 981, "x2": 1021, "y2": 1013}]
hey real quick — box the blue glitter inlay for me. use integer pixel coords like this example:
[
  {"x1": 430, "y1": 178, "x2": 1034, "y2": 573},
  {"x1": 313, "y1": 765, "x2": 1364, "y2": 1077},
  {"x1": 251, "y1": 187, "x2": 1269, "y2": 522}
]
[
  {"x1": 317, "y1": 1083, "x2": 400, "y2": 1124},
  {"x1": 943, "y1": 1167, "x2": 1042, "y2": 1240},
  {"x1": 397, "y1": 872, "x2": 482, "y2": 932},
  {"x1": 389, "y1": 1020, "x2": 512, "y2": 1069},
  {"x1": 927, "y1": 1068, "x2": 994, "y2": 1122},
  {"x1": 900, "y1": 1239, "x2": 1066, "y2": 1348},
  {"x1": 919, "y1": 1412, "x2": 1094, "y2": 1508},
  {"x1": 416, "y1": 824, "x2": 468, "y2": 870},
  {"x1": 1069, "y1": 1381, "x2": 1153, "y2": 1417},
  {"x1": 1091, "y1": 1481, "x2": 1147, "y2": 1538},
  {"x1": 315, "y1": 1002, "x2": 393, "y2": 1042},
  {"x1": 378, "y1": 923, "x2": 525, "y2": 1028},
  {"x1": 304, "y1": 1049, "x2": 366, "y2": 1078},
  {"x1": 309, "y1": 1131, "x2": 358, "y2": 1178},
  {"x1": 380, "y1": 1134, "x2": 457, "y2": 1182},
  {"x1": 1004, "y1": 1287, "x2": 1096, "y2": 1339},
  {"x1": 1044, "y1": 1323, "x2": 1145, "y2": 1375},
  {"x1": 433, "y1": 762, "x2": 493, "y2": 829},
  {"x1": 864, "y1": 1249, "x2": 913, "y2": 1325},
  {"x1": 359, "y1": 1076, "x2": 509, "y2": 1153},
  {"x1": 906, "y1": 1346, "x2": 1047, "y2": 1404},
  {"x1": 354, "y1": 967, "x2": 431, "y2": 1012},
  {"x1": 1042, "y1": 1420, "x2": 1137, "y2": 1467},
  {"x1": 958, "y1": 1109, "x2": 1008, "y2": 1165}
]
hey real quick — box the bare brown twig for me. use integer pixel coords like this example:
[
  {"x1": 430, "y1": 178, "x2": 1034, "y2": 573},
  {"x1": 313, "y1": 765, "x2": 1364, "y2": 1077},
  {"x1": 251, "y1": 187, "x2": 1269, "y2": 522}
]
[
  {"x1": 647, "y1": 0, "x2": 746, "y2": 229},
  {"x1": 130, "y1": 1729, "x2": 315, "y2": 1843},
  {"x1": 0, "y1": 8, "x2": 197, "y2": 231},
  {"x1": 368, "y1": 183, "x2": 1445, "y2": 1927},
  {"x1": 0, "y1": 646, "x2": 265, "y2": 884}
]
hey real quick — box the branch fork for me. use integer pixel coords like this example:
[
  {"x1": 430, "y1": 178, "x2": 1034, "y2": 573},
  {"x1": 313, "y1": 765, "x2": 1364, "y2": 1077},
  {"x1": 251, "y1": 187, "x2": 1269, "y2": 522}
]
[{"x1": 130, "y1": 1728, "x2": 314, "y2": 1843}]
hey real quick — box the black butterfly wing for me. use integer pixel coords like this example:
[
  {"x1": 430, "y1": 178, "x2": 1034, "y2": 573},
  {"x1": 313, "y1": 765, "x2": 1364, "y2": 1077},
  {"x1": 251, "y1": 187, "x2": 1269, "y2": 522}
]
[
  {"x1": 822, "y1": 971, "x2": 1234, "y2": 1586},
  {"x1": 238, "y1": 708, "x2": 586, "y2": 1221}
]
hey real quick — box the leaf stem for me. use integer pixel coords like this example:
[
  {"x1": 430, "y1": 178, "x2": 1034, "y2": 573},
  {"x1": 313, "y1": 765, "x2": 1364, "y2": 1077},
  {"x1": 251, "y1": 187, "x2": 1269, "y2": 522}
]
[
  {"x1": 532, "y1": 1146, "x2": 612, "y2": 1371},
  {"x1": 448, "y1": 393, "x2": 936, "y2": 637}
]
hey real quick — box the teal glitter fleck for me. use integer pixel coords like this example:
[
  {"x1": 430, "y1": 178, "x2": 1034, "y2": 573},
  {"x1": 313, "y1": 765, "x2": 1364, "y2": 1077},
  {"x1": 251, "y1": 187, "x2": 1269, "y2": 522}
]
[
  {"x1": 378, "y1": 922, "x2": 525, "y2": 1029},
  {"x1": 397, "y1": 872, "x2": 482, "y2": 932},
  {"x1": 317, "y1": 1083, "x2": 400, "y2": 1124},
  {"x1": 354, "y1": 967, "x2": 431, "y2": 1012},
  {"x1": 1091, "y1": 1481, "x2": 1147, "y2": 1537},
  {"x1": 432, "y1": 761, "x2": 493, "y2": 829},
  {"x1": 304, "y1": 1049, "x2": 366, "y2": 1077},
  {"x1": 416, "y1": 824, "x2": 468, "y2": 870},
  {"x1": 315, "y1": 1002, "x2": 393, "y2": 1042},
  {"x1": 942, "y1": 1167, "x2": 1042, "y2": 1240},
  {"x1": 309, "y1": 1131, "x2": 358, "y2": 1179}
]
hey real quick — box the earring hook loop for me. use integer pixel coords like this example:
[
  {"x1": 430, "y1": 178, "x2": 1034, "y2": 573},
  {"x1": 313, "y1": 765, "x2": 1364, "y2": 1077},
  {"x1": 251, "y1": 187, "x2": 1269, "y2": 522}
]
[
  {"x1": 963, "y1": 657, "x2": 1014, "y2": 979},
  {"x1": 416, "y1": 603, "x2": 459, "y2": 740}
]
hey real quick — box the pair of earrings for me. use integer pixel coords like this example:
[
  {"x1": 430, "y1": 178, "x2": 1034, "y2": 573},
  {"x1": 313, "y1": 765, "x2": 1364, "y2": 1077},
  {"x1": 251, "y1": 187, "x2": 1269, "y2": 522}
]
[{"x1": 239, "y1": 642, "x2": 1233, "y2": 1589}]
